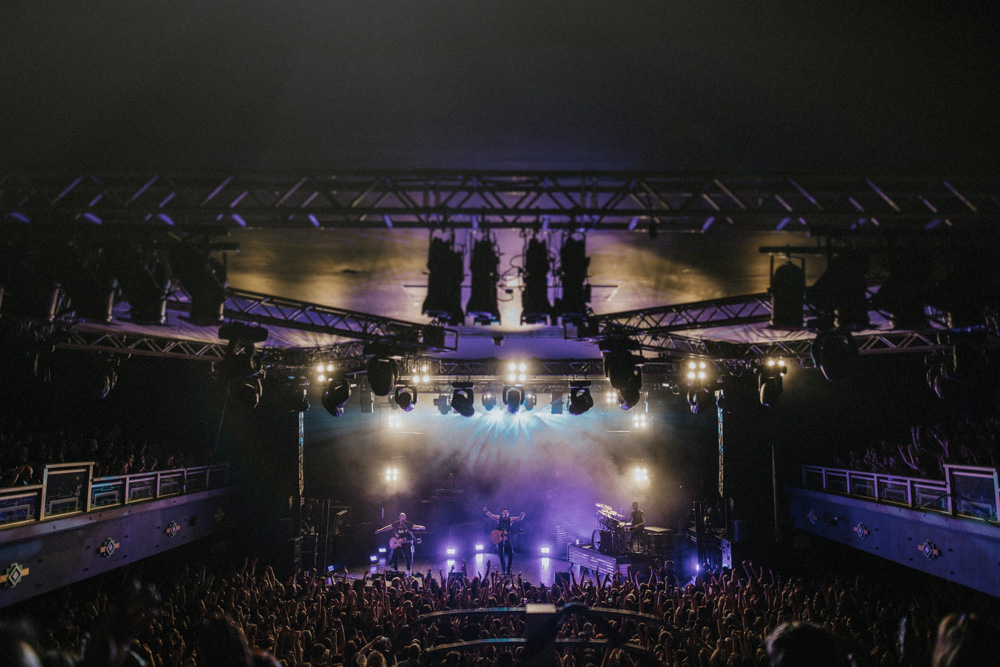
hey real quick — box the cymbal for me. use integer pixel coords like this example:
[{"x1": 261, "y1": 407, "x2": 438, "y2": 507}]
[{"x1": 595, "y1": 503, "x2": 612, "y2": 510}]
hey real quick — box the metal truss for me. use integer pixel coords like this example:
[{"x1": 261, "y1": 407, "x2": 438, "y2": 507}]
[
  {"x1": 55, "y1": 330, "x2": 367, "y2": 367},
  {"x1": 166, "y1": 286, "x2": 458, "y2": 352},
  {"x1": 3, "y1": 172, "x2": 997, "y2": 232}
]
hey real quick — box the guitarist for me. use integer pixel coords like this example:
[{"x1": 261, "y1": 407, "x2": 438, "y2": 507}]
[
  {"x1": 375, "y1": 512, "x2": 425, "y2": 575},
  {"x1": 483, "y1": 506, "x2": 525, "y2": 575}
]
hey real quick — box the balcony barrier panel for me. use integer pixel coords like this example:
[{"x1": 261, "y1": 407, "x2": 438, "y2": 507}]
[
  {"x1": 187, "y1": 467, "x2": 209, "y2": 493},
  {"x1": 0, "y1": 486, "x2": 43, "y2": 527},
  {"x1": 91, "y1": 478, "x2": 125, "y2": 509},
  {"x1": 41, "y1": 463, "x2": 94, "y2": 520},
  {"x1": 157, "y1": 470, "x2": 186, "y2": 498}
]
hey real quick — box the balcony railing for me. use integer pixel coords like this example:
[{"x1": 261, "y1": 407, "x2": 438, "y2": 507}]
[
  {"x1": 801, "y1": 464, "x2": 1000, "y2": 523},
  {"x1": 0, "y1": 462, "x2": 230, "y2": 529}
]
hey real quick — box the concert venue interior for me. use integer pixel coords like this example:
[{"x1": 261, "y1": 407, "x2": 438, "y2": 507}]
[{"x1": 2, "y1": 4, "x2": 1000, "y2": 666}]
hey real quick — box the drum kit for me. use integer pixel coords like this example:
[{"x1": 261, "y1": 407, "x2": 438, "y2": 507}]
[{"x1": 593, "y1": 503, "x2": 644, "y2": 555}]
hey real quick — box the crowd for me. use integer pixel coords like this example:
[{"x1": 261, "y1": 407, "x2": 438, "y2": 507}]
[
  {"x1": 3, "y1": 551, "x2": 998, "y2": 667},
  {"x1": 0, "y1": 414, "x2": 207, "y2": 487},
  {"x1": 832, "y1": 417, "x2": 1000, "y2": 480}
]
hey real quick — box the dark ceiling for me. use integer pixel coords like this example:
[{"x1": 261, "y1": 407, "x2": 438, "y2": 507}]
[{"x1": 1, "y1": 3, "x2": 997, "y2": 360}]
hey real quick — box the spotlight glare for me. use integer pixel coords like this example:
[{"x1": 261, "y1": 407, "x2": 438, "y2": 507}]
[
  {"x1": 687, "y1": 372, "x2": 695, "y2": 380},
  {"x1": 689, "y1": 361, "x2": 696, "y2": 369},
  {"x1": 316, "y1": 364, "x2": 324, "y2": 374},
  {"x1": 518, "y1": 363, "x2": 526, "y2": 371},
  {"x1": 509, "y1": 362, "x2": 516, "y2": 371},
  {"x1": 698, "y1": 371, "x2": 706, "y2": 380},
  {"x1": 507, "y1": 373, "x2": 516, "y2": 383},
  {"x1": 422, "y1": 374, "x2": 430, "y2": 384},
  {"x1": 421, "y1": 363, "x2": 428, "y2": 372},
  {"x1": 540, "y1": 547, "x2": 550, "y2": 554},
  {"x1": 446, "y1": 547, "x2": 456, "y2": 555},
  {"x1": 518, "y1": 373, "x2": 526, "y2": 382},
  {"x1": 378, "y1": 547, "x2": 387, "y2": 554},
  {"x1": 370, "y1": 555, "x2": 378, "y2": 563},
  {"x1": 318, "y1": 374, "x2": 326, "y2": 383},
  {"x1": 699, "y1": 361, "x2": 706, "y2": 369}
]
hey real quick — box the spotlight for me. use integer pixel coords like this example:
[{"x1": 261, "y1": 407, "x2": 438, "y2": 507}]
[
  {"x1": 385, "y1": 467, "x2": 400, "y2": 482},
  {"x1": 482, "y1": 387, "x2": 497, "y2": 411},
  {"x1": 769, "y1": 260, "x2": 805, "y2": 330},
  {"x1": 378, "y1": 547, "x2": 387, "y2": 554},
  {"x1": 554, "y1": 234, "x2": 591, "y2": 324},
  {"x1": 322, "y1": 373, "x2": 352, "y2": 417},
  {"x1": 540, "y1": 547, "x2": 551, "y2": 555},
  {"x1": 422, "y1": 235, "x2": 465, "y2": 325},
  {"x1": 567, "y1": 381, "x2": 593, "y2": 416},
  {"x1": 618, "y1": 368, "x2": 643, "y2": 411},
  {"x1": 503, "y1": 385, "x2": 524, "y2": 414},
  {"x1": 106, "y1": 242, "x2": 172, "y2": 325},
  {"x1": 870, "y1": 251, "x2": 931, "y2": 329},
  {"x1": 370, "y1": 555, "x2": 378, "y2": 563},
  {"x1": 367, "y1": 357, "x2": 399, "y2": 397},
  {"x1": 632, "y1": 413, "x2": 648, "y2": 430},
  {"x1": 169, "y1": 243, "x2": 228, "y2": 326},
  {"x1": 687, "y1": 388, "x2": 711, "y2": 414},
  {"x1": 811, "y1": 330, "x2": 859, "y2": 381},
  {"x1": 606, "y1": 390, "x2": 617, "y2": 405},
  {"x1": 523, "y1": 388, "x2": 537, "y2": 411},
  {"x1": 758, "y1": 358, "x2": 787, "y2": 407},
  {"x1": 466, "y1": 236, "x2": 501, "y2": 325},
  {"x1": 604, "y1": 351, "x2": 640, "y2": 392},
  {"x1": 446, "y1": 547, "x2": 457, "y2": 555},
  {"x1": 521, "y1": 236, "x2": 552, "y2": 324},
  {"x1": 475, "y1": 544, "x2": 484, "y2": 551},
  {"x1": 450, "y1": 382, "x2": 475, "y2": 417},
  {"x1": 394, "y1": 385, "x2": 417, "y2": 411},
  {"x1": 808, "y1": 251, "x2": 870, "y2": 330},
  {"x1": 632, "y1": 467, "x2": 650, "y2": 483}
]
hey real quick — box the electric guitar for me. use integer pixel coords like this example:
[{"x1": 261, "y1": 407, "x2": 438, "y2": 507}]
[
  {"x1": 389, "y1": 536, "x2": 422, "y2": 550},
  {"x1": 491, "y1": 529, "x2": 510, "y2": 545}
]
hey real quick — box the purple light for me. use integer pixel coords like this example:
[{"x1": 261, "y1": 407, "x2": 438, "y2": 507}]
[
  {"x1": 540, "y1": 547, "x2": 550, "y2": 554},
  {"x1": 446, "y1": 547, "x2": 456, "y2": 555},
  {"x1": 695, "y1": 563, "x2": 700, "y2": 572}
]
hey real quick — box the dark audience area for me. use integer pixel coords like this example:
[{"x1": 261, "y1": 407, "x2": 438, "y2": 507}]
[
  {"x1": 0, "y1": 413, "x2": 210, "y2": 488},
  {"x1": 3, "y1": 547, "x2": 999, "y2": 667}
]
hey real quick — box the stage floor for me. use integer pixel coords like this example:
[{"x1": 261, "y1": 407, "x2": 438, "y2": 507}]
[{"x1": 351, "y1": 551, "x2": 660, "y2": 586}]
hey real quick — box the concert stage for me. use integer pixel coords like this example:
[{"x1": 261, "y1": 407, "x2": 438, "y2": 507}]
[{"x1": 566, "y1": 544, "x2": 650, "y2": 575}]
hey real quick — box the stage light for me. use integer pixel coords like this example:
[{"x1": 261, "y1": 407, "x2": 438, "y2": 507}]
[
  {"x1": 808, "y1": 251, "x2": 870, "y2": 330},
  {"x1": 370, "y1": 555, "x2": 378, "y2": 563},
  {"x1": 394, "y1": 385, "x2": 417, "y2": 411},
  {"x1": 327, "y1": 364, "x2": 334, "y2": 372},
  {"x1": 568, "y1": 381, "x2": 593, "y2": 416},
  {"x1": 632, "y1": 413, "x2": 648, "y2": 429},
  {"x1": 521, "y1": 236, "x2": 552, "y2": 324},
  {"x1": 503, "y1": 385, "x2": 524, "y2": 414},
  {"x1": 811, "y1": 330, "x2": 859, "y2": 381},
  {"x1": 450, "y1": 382, "x2": 475, "y2": 417},
  {"x1": 422, "y1": 235, "x2": 465, "y2": 325},
  {"x1": 769, "y1": 260, "x2": 805, "y2": 330},
  {"x1": 169, "y1": 242, "x2": 227, "y2": 326},
  {"x1": 554, "y1": 234, "x2": 591, "y2": 324},
  {"x1": 322, "y1": 373, "x2": 351, "y2": 417},
  {"x1": 618, "y1": 367, "x2": 643, "y2": 411},
  {"x1": 606, "y1": 390, "x2": 617, "y2": 404},
  {"x1": 475, "y1": 544, "x2": 484, "y2": 551},
  {"x1": 378, "y1": 547, "x2": 387, "y2": 554},
  {"x1": 446, "y1": 547, "x2": 456, "y2": 555},
  {"x1": 632, "y1": 467, "x2": 650, "y2": 483},
  {"x1": 318, "y1": 374, "x2": 326, "y2": 383},
  {"x1": 523, "y1": 388, "x2": 537, "y2": 411},
  {"x1": 105, "y1": 242, "x2": 172, "y2": 325},
  {"x1": 385, "y1": 467, "x2": 400, "y2": 482},
  {"x1": 466, "y1": 236, "x2": 501, "y2": 325},
  {"x1": 482, "y1": 388, "x2": 497, "y2": 411},
  {"x1": 367, "y1": 357, "x2": 399, "y2": 397},
  {"x1": 604, "y1": 351, "x2": 640, "y2": 391},
  {"x1": 687, "y1": 388, "x2": 711, "y2": 414},
  {"x1": 540, "y1": 547, "x2": 551, "y2": 554},
  {"x1": 316, "y1": 364, "x2": 324, "y2": 374}
]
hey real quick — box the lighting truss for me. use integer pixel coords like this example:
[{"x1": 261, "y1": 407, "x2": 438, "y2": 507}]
[
  {"x1": 168, "y1": 286, "x2": 458, "y2": 352},
  {"x1": 2, "y1": 173, "x2": 996, "y2": 231}
]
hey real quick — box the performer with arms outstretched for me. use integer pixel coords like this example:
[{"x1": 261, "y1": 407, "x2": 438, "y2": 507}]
[
  {"x1": 483, "y1": 506, "x2": 525, "y2": 575},
  {"x1": 375, "y1": 512, "x2": 425, "y2": 575}
]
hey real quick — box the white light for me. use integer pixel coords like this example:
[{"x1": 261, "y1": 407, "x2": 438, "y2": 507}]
[
  {"x1": 687, "y1": 372, "x2": 696, "y2": 380},
  {"x1": 767, "y1": 359, "x2": 775, "y2": 367},
  {"x1": 540, "y1": 547, "x2": 550, "y2": 554},
  {"x1": 509, "y1": 362, "x2": 516, "y2": 371},
  {"x1": 421, "y1": 363, "x2": 428, "y2": 372},
  {"x1": 518, "y1": 374, "x2": 525, "y2": 383},
  {"x1": 316, "y1": 364, "x2": 324, "y2": 374},
  {"x1": 475, "y1": 553, "x2": 484, "y2": 562},
  {"x1": 446, "y1": 547, "x2": 456, "y2": 555},
  {"x1": 318, "y1": 375, "x2": 326, "y2": 383},
  {"x1": 699, "y1": 361, "x2": 706, "y2": 369},
  {"x1": 446, "y1": 559, "x2": 455, "y2": 567},
  {"x1": 378, "y1": 547, "x2": 386, "y2": 554},
  {"x1": 518, "y1": 363, "x2": 526, "y2": 372},
  {"x1": 327, "y1": 364, "x2": 334, "y2": 372},
  {"x1": 698, "y1": 371, "x2": 706, "y2": 380},
  {"x1": 695, "y1": 564, "x2": 700, "y2": 572},
  {"x1": 606, "y1": 391, "x2": 616, "y2": 404},
  {"x1": 475, "y1": 544, "x2": 484, "y2": 551},
  {"x1": 422, "y1": 374, "x2": 430, "y2": 384},
  {"x1": 689, "y1": 361, "x2": 696, "y2": 369},
  {"x1": 507, "y1": 374, "x2": 516, "y2": 383},
  {"x1": 369, "y1": 555, "x2": 378, "y2": 563},
  {"x1": 541, "y1": 557, "x2": 550, "y2": 567}
]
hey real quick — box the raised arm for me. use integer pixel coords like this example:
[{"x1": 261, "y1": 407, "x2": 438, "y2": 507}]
[
  {"x1": 374, "y1": 524, "x2": 394, "y2": 534},
  {"x1": 511, "y1": 511, "x2": 526, "y2": 522},
  {"x1": 412, "y1": 524, "x2": 426, "y2": 531},
  {"x1": 483, "y1": 506, "x2": 500, "y2": 520}
]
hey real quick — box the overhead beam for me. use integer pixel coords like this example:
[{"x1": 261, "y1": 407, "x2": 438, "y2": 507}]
[{"x1": 3, "y1": 172, "x2": 996, "y2": 232}]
